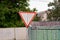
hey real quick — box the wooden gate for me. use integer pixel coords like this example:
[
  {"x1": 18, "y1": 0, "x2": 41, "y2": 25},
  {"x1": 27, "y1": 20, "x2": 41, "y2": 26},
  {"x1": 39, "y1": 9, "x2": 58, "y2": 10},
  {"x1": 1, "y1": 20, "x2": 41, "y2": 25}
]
[{"x1": 28, "y1": 21, "x2": 60, "y2": 40}]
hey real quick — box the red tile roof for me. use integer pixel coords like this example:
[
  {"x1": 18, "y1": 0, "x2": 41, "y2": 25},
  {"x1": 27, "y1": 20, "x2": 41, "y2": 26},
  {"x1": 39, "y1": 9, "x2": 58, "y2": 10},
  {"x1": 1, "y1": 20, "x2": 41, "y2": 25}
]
[{"x1": 31, "y1": 21, "x2": 60, "y2": 26}]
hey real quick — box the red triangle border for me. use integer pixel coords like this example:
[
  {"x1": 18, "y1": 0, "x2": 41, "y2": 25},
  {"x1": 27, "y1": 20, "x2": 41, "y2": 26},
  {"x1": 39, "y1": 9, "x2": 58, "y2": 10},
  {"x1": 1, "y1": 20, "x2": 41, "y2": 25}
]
[{"x1": 18, "y1": 12, "x2": 36, "y2": 28}]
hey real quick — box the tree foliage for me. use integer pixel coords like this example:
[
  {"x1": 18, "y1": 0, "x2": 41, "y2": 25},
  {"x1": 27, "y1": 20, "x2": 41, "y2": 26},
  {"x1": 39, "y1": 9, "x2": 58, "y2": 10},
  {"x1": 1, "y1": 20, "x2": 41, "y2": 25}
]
[
  {"x1": 48, "y1": 0, "x2": 60, "y2": 21},
  {"x1": 0, "y1": 0, "x2": 36, "y2": 27}
]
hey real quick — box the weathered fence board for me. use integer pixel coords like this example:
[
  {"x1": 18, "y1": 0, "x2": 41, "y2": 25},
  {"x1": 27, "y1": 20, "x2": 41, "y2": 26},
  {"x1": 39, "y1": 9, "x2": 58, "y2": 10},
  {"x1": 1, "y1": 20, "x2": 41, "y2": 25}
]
[
  {"x1": 28, "y1": 21, "x2": 60, "y2": 40},
  {"x1": 0, "y1": 28, "x2": 27, "y2": 40}
]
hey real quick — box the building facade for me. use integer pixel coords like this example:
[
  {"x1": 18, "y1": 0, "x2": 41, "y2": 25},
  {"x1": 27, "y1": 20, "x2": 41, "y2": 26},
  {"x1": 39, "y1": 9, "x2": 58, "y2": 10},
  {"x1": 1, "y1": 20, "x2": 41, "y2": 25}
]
[{"x1": 37, "y1": 11, "x2": 50, "y2": 21}]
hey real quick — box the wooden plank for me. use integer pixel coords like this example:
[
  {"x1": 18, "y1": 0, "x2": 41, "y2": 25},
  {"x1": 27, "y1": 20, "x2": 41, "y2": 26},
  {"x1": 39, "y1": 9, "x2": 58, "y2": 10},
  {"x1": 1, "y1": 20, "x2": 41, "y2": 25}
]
[
  {"x1": 47, "y1": 30, "x2": 52, "y2": 40},
  {"x1": 43, "y1": 30, "x2": 48, "y2": 40},
  {"x1": 57, "y1": 30, "x2": 60, "y2": 40},
  {"x1": 37, "y1": 30, "x2": 44, "y2": 40},
  {"x1": 31, "y1": 30, "x2": 36, "y2": 40},
  {"x1": 55, "y1": 30, "x2": 58, "y2": 40},
  {"x1": 52, "y1": 30, "x2": 57, "y2": 40}
]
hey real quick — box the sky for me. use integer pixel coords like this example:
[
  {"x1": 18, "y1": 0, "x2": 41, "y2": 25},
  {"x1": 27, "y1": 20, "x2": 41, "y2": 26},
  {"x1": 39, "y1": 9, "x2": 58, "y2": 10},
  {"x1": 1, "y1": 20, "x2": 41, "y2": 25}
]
[{"x1": 28, "y1": 0, "x2": 54, "y2": 12}]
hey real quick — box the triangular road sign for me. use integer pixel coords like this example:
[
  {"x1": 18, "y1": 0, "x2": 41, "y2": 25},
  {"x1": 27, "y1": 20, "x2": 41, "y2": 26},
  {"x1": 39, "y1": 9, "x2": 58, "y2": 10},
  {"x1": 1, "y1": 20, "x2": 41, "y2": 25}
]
[{"x1": 19, "y1": 12, "x2": 36, "y2": 28}]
